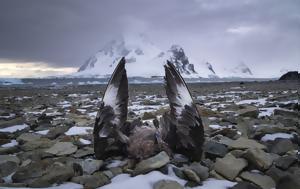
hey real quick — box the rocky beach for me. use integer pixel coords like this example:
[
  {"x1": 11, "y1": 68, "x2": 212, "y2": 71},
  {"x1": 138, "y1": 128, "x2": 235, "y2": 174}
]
[{"x1": 0, "y1": 80, "x2": 299, "y2": 189}]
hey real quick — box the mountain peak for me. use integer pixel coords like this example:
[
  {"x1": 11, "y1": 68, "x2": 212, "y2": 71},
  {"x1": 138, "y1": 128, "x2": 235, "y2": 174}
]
[{"x1": 75, "y1": 34, "x2": 218, "y2": 78}]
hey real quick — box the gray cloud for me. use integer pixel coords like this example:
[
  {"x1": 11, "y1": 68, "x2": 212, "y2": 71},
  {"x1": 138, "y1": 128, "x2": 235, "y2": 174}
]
[{"x1": 0, "y1": 0, "x2": 299, "y2": 76}]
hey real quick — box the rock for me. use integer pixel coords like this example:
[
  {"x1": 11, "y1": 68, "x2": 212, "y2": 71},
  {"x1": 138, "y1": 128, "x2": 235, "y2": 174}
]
[
  {"x1": 73, "y1": 147, "x2": 94, "y2": 158},
  {"x1": 12, "y1": 159, "x2": 53, "y2": 183},
  {"x1": 79, "y1": 159, "x2": 103, "y2": 174},
  {"x1": 230, "y1": 181, "x2": 262, "y2": 189},
  {"x1": 188, "y1": 162, "x2": 209, "y2": 180},
  {"x1": 71, "y1": 174, "x2": 110, "y2": 188},
  {"x1": 183, "y1": 168, "x2": 201, "y2": 184},
  {"x1": 276, "y1": 174, "x2": 300, "y2": 189},
  {"x1": 265, "y1": 166, "x2": 289, "y2": 183},
  {"x1": 17, "y1": 149, "x2": 52, "y2": 161},
  {"x1": 228, "y1": 137, "x2": 266, "y2": 150},
  {"x1": 172, "y1": 167, "x2": 186, "y2": 180},
  {"x1": 240, "y1": 171, "x2": 275, "y2": 189},
  {"x1": 109, "y1": 167, "x2": 123, "y2": 176},
  {"x1": 45, "y1": 142, "x2": 77, "y2": 156},
  {"x1": 0, "y1": 161, "x2": 18, "y2": 177},
  {"x1": 249, "y1": 124, "x2": 294, "y2": 139},
  {"x1": 20, "y1": 138, "x2": 54, "y2": 151},
  {"x1": 0, "y1": 183, "x2": 27, "y2": 187},
  {"x1": 278, "y1": 71, "x2": 300, "y2": 81},
  {"x1": 214, "y1": 153, "x2": 248, "y2": 180},
  {"x1": 0, "y1": 155, "x2": 20, "y2": 177},
  {"x1": 46, "y1": 125, "x2": 70, "y2": 139},
  {"x1": 274, "y1": 155, "x2": 297, "y2": 170},
  {"x1": 153, "y1": 180, "x2": 184, "y2": 189},
  {"x1": 28, "y1": 162, "x2": 74, "y2": 187},
  {"x1": 142, "y1": 112, "x2": 156, "y2": 120},
  {"x1": 274, "y1": 109, "x2": 299, "y2": 118},
  {"x1": 171, "y1": 154, "x2": 189, "y2": 166},
  {"x1": 204, "y1": 141, "x2": 228, "y2": 158},
  {"x1": 16, "y1": 133, "x2": 41, "y2": 144},
  {"x1": 133, "y1": 151, "x2": 170, "y2": 175},
  {"x1": 0, "y1": 146, "x2": 20, "y2": 155},
  {"x1": 238, "y1": 106, "x2": 259, "y2": 118},
  {"x1": 268, "y1": 138, "x2": 294, "y2": 155},
  {"x1": 0, "y1": 117, "x2": 24, "y2": 128},
  {"x1": 244, "y1": 148, "x2": 274, "y2": 171},
  {"x1": 0, "y1": 155, "x2": 20, "y2": 165}
]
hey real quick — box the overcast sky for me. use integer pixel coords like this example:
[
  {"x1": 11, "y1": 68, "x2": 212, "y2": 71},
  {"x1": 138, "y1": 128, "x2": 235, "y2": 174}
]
[{"x1": 0, "y1": 0, "x2": 299, "y2": 77}]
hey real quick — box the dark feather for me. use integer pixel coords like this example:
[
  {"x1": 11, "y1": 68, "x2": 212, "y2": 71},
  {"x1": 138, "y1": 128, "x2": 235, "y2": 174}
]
[
  {"x1": 164, "y1": 61, "x2": 204, "y2": 161},
  {"x1": 94, "y1": 57, "x2": 128, "y2": 159}
]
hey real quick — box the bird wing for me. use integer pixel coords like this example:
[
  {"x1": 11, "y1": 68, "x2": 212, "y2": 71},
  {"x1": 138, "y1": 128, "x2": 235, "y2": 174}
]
[
  {"x1": 95, "y1": 57, "x2": 129, "y2": 138},
  {"x1": 164, "y1": 61, "x2": 204, "y2": 160}
]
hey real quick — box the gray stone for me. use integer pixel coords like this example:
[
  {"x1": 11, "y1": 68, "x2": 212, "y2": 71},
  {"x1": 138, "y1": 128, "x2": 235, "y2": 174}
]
[
  {"x1": 0, "y1": 155, "x2": 20, "y2": 165},
  {"x1": 265, "y1": 166, "x2": 289, "y2": 183},
  {"x1": 20, "y1": 138, "x2": 54, "y2": 151},
  {"x1": 71, "y1": 174, "x2": 110, "y2": 188},
  {"x1": 17, "y1": 149, "x2": 52, "y2": 161},
  {"x1": 153, "y1": 180, "x2": 184, "y2": 189},
  {"x1": 238, "y1": 106, "x2": 259, "y2": 118},
  {"x1": 204, "y1": 141, "x2": 228, "y2": 158},
  {"x1": 28, "y1": 162, "x2": 74, "y2": 187},
  {"x1": 188, "y1": 162, "x2": 209, "y2": 180},
  {"x1": 45, "y1": 126, "x2": 70, "y2": 139},
  {"x1": 172, "y1": 167, "x2": 186, "y2": 180},
  {"x1": 12, "y1": 159, "x2": 53, "y2": 183},
  {"x1": 16, "y1": 133, "x2": 41, "y2": 144},
  {"x1": 274, "y1": 109, "x2": 299, "y2": 118},
  {"x1": 269, "y1": 139, "x2": 294, "y2": 155},
  {"x1": 72, "y1": 147, "x2": 94, "y2": 158},
  {"x1": 274, "y1": 155, "x2": 297, "y2": 170},
  {"x1": 0, "y1": 146, "x2": 20, "y2": 155},
  {"x1": 240, "y1": 171, "x2": 275, "y2": 189},
  {"x1": 228, "y1": 137, "x2": 266, "y2": 150},
  {"x1": 276, "y1": 175, "x2": 300, "y2": 189},
  {"x1": 133, "y1": 151, "x2": 170, "y2": 175},
  {"x1": 0, "y1": 161, "x2": 18, "y2": 177},
  {"x1": 79, "y1": 159, "x2": 103, "y2": 174},
  {"x1": 45, "y1": 142, "x2": 77, "y2": 156},
  {"x1": 214, "y1": 153, "x2": 248, "y2": 180},
  {"x1": 244, "y1": 148, "x2": 274, "y2": 171},
  {"x1": 183, "y1": 168, "x2": 201, "y2": 184},
  {"x1": 249, "y1": 124, "x2": 295, "y2": 139},
  {"x1": 230, "y1": 181, "x2": 262, "y2": 189}
]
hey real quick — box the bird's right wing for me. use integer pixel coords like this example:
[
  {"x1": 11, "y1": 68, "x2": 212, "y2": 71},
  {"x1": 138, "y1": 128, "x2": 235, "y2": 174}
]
[
  {"x1": 95, "y1": 57, "x2": 129, "y2": 138},
  {"x1": 164, "y1": 61, "x2": 204, "y2": 160}
]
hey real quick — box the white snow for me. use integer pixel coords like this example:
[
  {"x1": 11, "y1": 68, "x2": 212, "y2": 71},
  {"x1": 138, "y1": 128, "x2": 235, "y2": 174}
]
[
  {"x1": 236, "y1": 98, "x2": 267, "y2": 106},
  {"x1": 73, "y1": 34, "x2": 217, "y2": 78},
  {"x1": 88, "y1": 111, "x2": 98, "y2": 117},
  {"x1": 261, "y1": 133, "x2": 294, "y2": 142},
  {"x1": 100, "y1": 170, "x2": 236, "y2": 189},
  {"x1": 1, "y1": 140, "x2": 18, "y2": 148},
  {"x1": 209, "y1": 124, "x2": 223, "y2": 130},
  {"x1": 79, "y1": 138, "x2": 92, "y2": 145},
  {"x1": 65, "y1": 126, "x2": 93, "y2": 136},
  {"x1": 35, "y1": 130, "x2": 49, "y2": 135},
  {"x1": 106, "y1": 160, "x2": 124, "y2": 168},
  {"x1": 0, "y1": 124, "x2": 28, "y2": 133},
  {"x1": 0, "y1": 113, "x2": 16, "y2": 119},
  {"x1": 258, "y1": 107, "x2": 277, "y2": 117},
  {"x1": 100, "y1": 171, "x2": 186, "y2": 189}
]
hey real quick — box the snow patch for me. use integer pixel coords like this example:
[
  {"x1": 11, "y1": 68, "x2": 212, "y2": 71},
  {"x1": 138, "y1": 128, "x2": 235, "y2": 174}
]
[{"x1": 0, "y1": 124, "x2": 28, "y2": 133}]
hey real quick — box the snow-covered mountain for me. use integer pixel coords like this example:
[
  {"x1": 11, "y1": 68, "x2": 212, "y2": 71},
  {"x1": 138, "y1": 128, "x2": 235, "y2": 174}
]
[
  {"x1": 216, "y1": 62, "x2": 254, "y2": 78},
  {"x1": 75, "y1": 34, "x2": 217, "y2": 78}
]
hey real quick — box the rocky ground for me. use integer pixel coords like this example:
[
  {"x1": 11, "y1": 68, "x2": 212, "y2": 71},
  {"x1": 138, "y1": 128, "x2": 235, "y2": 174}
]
[{"x1": 0, "y1": 80, "x2": 299, "y2": 189}]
